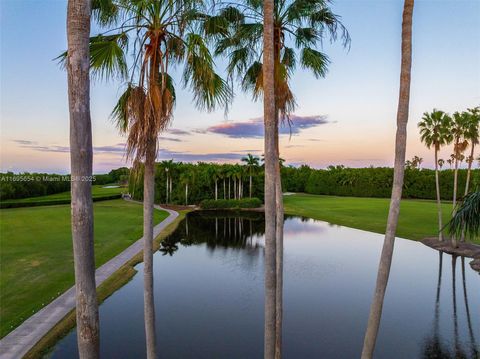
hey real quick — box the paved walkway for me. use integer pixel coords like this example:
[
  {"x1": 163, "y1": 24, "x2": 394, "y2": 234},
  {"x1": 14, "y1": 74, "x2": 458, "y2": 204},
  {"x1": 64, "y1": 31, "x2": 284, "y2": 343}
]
[{"x1": 0, "y1": 203, "x2": 178, "y2": 359}]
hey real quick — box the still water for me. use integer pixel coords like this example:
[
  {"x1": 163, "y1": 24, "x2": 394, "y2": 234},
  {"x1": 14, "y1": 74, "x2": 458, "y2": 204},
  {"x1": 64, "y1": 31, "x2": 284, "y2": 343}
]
[{"x1": 47, "y1": 211, "x2": 479, "y2": 358}]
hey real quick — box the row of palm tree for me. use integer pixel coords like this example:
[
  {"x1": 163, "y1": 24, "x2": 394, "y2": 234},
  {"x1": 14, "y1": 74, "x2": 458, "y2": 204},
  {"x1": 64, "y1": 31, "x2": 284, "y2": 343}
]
[{"x1": 418, "y1": 107, "x2": 479, "y2": 244}]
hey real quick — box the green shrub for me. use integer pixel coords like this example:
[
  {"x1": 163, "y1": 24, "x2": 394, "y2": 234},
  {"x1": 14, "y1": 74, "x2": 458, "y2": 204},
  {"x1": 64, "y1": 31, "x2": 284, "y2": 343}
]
[{"x1": 200, "y1": 198, "x2": 262, "y2": 209}]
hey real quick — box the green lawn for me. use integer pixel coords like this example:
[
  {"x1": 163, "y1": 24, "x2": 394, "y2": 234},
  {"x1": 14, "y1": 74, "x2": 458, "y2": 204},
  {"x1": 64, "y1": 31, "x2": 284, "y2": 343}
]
[
  {"x1": 283, "y1": 193, "x2": 459, "y2": 241},
  {"x1": 0, "y1": 199, "x2": 168, "y2": 337},
  {"x1": 2, "y1": 184, "x2": 124, "y2": 205}
]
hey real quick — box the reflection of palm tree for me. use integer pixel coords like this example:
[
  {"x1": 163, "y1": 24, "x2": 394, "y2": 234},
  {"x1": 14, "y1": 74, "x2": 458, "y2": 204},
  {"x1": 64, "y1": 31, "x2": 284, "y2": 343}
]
[
  {"x1": 421, "y1": 252, "x2": 452, "y2": 359},
  {"x1": 361, "y1": 1, "x2": 414, "y2": 358},
  {"x1": 461, "y1": 257, "x2": 478, "y2": 358}
]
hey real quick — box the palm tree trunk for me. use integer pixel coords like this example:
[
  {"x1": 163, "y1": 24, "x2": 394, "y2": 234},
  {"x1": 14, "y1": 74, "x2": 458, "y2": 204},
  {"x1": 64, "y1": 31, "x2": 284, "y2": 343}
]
[
  {"x1": 143, "y1": 141, "x2": 157, "y2": 359},
  {"x1": 361, "y1": 1, "x2": 414, "y2": 358},
  {"x1": 185, "y1": 183, "x2": 188, "y2": 205},
  {"x1": 464, "y1": 143, "x2": 475, "y2": 196},
  {"x1": 224, "y1": 178, "x2": 226, "y2": 199},
  {"x1": 452, "y1": 145, "x2": 459, "y2": 248},
  {"x1": 263, "y1": 0, "x2": 277, "y2": 355},
  {"x1": 434, "y1": 148, "x2": 443, "y2": 241},
  {"x1": 66, "y1": 1, "x2": 99, "y2": 357},
  {"x1": 215, "y1": 179, "x2": 218, "y2": 200},
  {"x1": 166, "y1": 174, "x2": 169, "y2": 204},
  {"x1": 170, "y1": 176, "x2": 173, "y2": 203},
  {"x1": 250, "y1": 174, "x2": 253, "y2": 198}
]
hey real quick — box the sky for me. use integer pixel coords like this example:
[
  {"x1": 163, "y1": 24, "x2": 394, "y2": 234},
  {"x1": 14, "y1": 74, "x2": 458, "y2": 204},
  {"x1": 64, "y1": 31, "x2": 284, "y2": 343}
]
[{"x1": 1, "y1": 0, "x2": 479, "y2": 174}]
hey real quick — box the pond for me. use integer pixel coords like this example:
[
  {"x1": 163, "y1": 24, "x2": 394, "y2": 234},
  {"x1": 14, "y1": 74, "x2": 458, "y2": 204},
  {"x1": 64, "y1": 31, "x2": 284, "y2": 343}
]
[{"x1": 47, "y1": 211, "x2": 479, "y2": 358}]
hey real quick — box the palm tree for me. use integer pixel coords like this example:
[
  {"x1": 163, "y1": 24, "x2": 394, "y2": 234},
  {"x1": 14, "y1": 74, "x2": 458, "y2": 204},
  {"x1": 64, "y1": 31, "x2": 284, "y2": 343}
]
[
  {"x1": 418, "y1": 109, "x2": 452, "y2": 241},
  {"x1": 212, "y1": 5, "x2": 348, "y2": 356},
  {"x1": 463, "y1": 107, "x2": 479, "y2": 196},
  {"x1": 85, "y1": 1, "x2": 232, "y2": 357},
  {"x1": 361, "y1": 1, "x2": 414, "y2": 358},
  {"x1": 242, "y1": 154, "x2": 260, "y2": 198},
  {"x1": 437, "y1": 158, "x2": 444, "y2": 169},
  {"x1": 262, "y1": 0, "x2": 277, "y2": 355},
  {"x1": 66, "y1": 1, "x2": 99, "y2": 357}
]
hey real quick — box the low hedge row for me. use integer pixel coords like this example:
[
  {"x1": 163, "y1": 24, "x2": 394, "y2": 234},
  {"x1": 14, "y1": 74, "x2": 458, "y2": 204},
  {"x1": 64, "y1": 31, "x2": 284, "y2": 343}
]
[
  {"x1": 200, "y1": 198, "x2": 262, "y2": 209},
  {"x1": 0, "y1": 194, "x2": 122, "y2": 209}
]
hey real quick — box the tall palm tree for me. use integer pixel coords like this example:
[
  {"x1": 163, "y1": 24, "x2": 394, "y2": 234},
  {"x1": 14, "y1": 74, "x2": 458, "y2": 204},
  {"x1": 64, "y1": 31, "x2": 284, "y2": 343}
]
[
  {"x1": 463, "y1": 107, "x2": 479, "y2": 196},
  {"x1": 241, "y1": 153, "x2": 260, "y2": 198},
  {"x1": 361, "y1": 1, "x2": 414, "y2": 358},
  {"x1": 418, "y1": 109, "x2": 452, "y2": 241},
  {"x1": 212, "y1": 4, "x2": 348, "y2": 356},
  {"x1": 66, "y1": 0, "x2": 99, "y2": 357},
  {"x1": 262, "y1": 0, "x2": 277, "y2": 355},
  {"x1": 84, "y1": 1, "x2": 232, "y2": 357}
]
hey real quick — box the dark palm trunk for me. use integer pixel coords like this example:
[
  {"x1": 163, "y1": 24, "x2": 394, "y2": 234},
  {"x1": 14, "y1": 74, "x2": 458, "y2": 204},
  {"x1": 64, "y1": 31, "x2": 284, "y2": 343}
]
[
  {"x1": 464, "y1": 144, "x2": 475, "y2": 196},
  {"x1": 361, "y1": 1, "x2": 414, "y2": 358},
  {"x1": 143, "y1": 141, "x2": 157, "y2": 359},
  {"x1": 66, "y1": 1, "x2": 99, "y2": 357},
  {"x1": 434, "y1": 148, "x2": 443, "y2": 241},
  {"x1": 263, "y1": 0, "x2": 277, "y2": 355}
]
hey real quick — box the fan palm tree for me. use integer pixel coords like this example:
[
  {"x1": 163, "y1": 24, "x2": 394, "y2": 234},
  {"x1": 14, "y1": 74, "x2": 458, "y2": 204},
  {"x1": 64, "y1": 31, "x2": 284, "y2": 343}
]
[
  {"x1": 79, "y1": 1, "x2": 232, "y2": 357},
  {"x1": 418, "y1": 109, "x2": 452, "y2": 241},
  {"x1": 66, "y1": 1, "x2": 99, "y2": 357},
  {"x1": 211, "y1": 5, "x2": 349, "y2": 356},
  {"x1": 241, "y1": 153, "x2": 260, "y2": 198},
  {"x1": 262, "y1": 0, "x2": 277, "y2": 355},
  {"x1": 463, "y1": 107, "x2": 479, "y2": 196},
  {"x1": 361, "y1": 1, "x2": 414, "y2": 358}
]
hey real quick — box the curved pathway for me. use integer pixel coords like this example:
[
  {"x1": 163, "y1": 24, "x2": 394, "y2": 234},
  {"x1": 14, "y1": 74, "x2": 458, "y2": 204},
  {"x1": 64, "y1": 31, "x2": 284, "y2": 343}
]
[{"x1": 0, "y1": 203, "x2": 178, "y2": 359}]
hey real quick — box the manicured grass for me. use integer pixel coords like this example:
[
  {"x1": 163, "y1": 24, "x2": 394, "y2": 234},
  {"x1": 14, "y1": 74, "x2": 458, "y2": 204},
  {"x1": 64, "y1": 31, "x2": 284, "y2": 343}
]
[
  {"x1": 283, "y1": 193, "x2": 462, "y2": 241},
  {"x1": 1, "y1": 185, "x2": 124, "y2": 206},
  {"x1": 0, "y1": 199, "x2": 168, "y2": 337}
]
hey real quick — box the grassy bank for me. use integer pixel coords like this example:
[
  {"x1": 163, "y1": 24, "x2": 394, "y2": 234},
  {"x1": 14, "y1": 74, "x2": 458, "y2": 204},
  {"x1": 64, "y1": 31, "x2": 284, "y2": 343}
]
[
  {"x1": 24, "y1": 210, "x2": 188, "y2": 359},
  {"x1": 283, "y1": 193, "x2": 461, "y2": 241},
  {"x1": 0, "y1": 199, "x2": 168, "y2": 337},
  {"x1": 0, "y1": 185, "x2": 125, "y2": 208}
]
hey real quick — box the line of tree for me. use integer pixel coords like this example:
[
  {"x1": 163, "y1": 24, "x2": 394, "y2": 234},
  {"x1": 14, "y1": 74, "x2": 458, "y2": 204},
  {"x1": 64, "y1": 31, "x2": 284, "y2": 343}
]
[
  {"x1": 419, "y1": 107, "x2": 479, "y2": 245},
  {"x1": 0, "y1": 168, "x2": 129, "y2": 201},
  {"x1": 127, "y1": 160, "x2": 479, "y2": 204}
]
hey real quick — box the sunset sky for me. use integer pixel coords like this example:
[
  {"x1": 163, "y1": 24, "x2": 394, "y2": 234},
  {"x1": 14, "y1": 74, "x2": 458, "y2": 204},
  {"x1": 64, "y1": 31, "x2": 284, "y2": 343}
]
[{"x1": 1, "y1": 0, "x2": 479, "y2": 174}]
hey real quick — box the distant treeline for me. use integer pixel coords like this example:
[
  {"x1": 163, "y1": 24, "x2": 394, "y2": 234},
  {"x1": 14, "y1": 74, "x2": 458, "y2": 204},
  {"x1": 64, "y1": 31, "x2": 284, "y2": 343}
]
[
  {"x1": 128, "y1": 162, "x2": 479, "y2": 204},
  {"x1": 0, "y1": 167, "x2": 129, "y2": 200}
]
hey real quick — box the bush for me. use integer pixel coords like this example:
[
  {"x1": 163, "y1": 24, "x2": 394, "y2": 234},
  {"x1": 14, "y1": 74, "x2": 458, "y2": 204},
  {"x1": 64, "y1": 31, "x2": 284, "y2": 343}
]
[{"x1": 200, "y1": 198, "x2": 262, "y2": 209}]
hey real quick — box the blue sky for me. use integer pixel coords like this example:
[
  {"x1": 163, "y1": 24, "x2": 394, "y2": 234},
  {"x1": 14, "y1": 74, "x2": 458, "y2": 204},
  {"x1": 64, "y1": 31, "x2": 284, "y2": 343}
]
[{"x1": 1, "y1": 0, "x2": 479, "y2": 173}]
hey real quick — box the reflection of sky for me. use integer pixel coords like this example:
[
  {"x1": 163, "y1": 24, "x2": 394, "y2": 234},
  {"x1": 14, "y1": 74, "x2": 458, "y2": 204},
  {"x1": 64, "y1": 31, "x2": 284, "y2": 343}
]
[
  {"x1": 49, "y1": 214, "x2": 479, "y2": 358},
  {"x1": 1, "y1": 1, "x2": 479, "y2": 173}
]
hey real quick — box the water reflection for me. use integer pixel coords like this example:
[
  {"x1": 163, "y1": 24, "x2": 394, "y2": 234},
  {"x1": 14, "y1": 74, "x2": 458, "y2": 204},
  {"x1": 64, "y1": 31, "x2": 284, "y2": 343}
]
[{"x1": 47, "y1": 212, "x2": 480, "y2": 359}]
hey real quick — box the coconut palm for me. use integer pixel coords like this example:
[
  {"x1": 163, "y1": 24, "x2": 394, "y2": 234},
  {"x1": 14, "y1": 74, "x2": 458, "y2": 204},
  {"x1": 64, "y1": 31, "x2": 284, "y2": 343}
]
[
  {"x1": 361, "y1": 1, "x2": 414, "y2": 358},
  {"x1": 66, "y1": 1, "x2": 99, "y2": 357},
  {"x1": 242, "y1": 153, "x2": 260, "y2": 198},
  {"x1": 463, "y1": 107, "x2": 480, "y2": 196},
  {"x1": 418, "y1": 109, "x2": 452, "y2": 241},
  {"x1": 81, "y1": 1, "x2": 232, "y2": 357}
]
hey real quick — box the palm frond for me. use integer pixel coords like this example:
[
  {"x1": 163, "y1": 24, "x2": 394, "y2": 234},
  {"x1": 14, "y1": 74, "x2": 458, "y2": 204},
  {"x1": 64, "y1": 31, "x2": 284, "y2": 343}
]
[
  {"x1": 447, "y1": 190, "x2": 480, "y2": 240},
  {"x1": 90, "y1": 33, "x2": 128, "y2": 80},
  {"x1": 300, "y1": 47, "x2": 329, "y2": 78}
]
